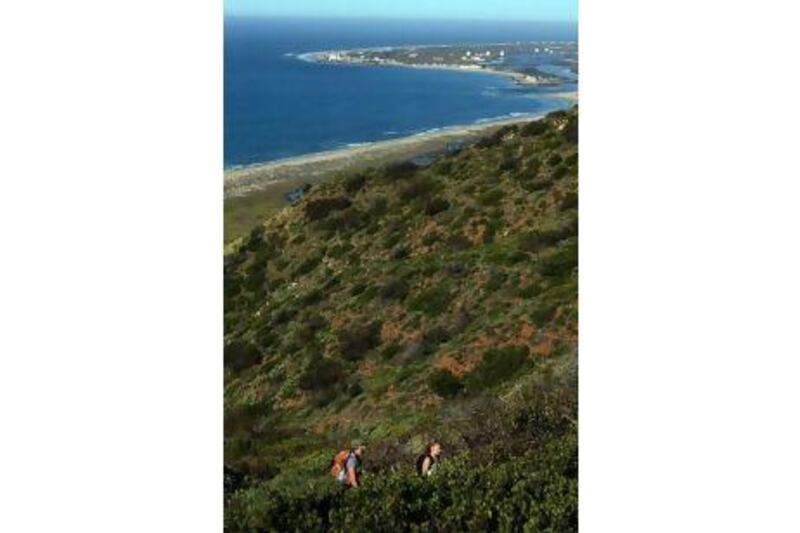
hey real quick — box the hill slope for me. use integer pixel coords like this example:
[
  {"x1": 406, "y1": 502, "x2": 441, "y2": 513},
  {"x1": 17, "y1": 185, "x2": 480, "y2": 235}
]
[{"x1": 224, "y1": 107, "x2": 578, "y2": 530}]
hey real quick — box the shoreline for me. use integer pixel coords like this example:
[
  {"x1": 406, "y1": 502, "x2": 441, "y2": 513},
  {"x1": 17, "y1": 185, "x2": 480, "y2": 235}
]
[
  {"x1": 224, "y1": 111, "x2": 562, "y2": 198},
  {"x1": 300, "y1": 50, "x2": 558, "y2": 88}
]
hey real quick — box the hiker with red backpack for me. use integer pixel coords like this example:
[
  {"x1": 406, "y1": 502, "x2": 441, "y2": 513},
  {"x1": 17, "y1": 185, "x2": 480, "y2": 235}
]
[
  {"x1": 330, "y1": 441, "x2": 364, "y2": 488},
  {"x1": 416, "y1": 441, "x2": 442, "y2": 478}
]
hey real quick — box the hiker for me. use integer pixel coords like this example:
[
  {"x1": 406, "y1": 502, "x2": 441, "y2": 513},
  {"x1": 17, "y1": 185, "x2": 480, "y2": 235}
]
[
  {"x1": 331, "y1": 441, "x2": 364, "y2": 488},
  {"x1": 416, "y1": 441, "x2": 443, "y2": 477}
]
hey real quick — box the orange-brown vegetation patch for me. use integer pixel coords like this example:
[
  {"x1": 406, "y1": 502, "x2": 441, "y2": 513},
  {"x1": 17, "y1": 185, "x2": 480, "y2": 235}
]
[
  {"x1": 418, "y1": 392, "x2": 444, "y2": 409},
  {"x1": 277, "y1": 391, "x2": 308, "y2": 410},
  {"x1": 520, "y1": 321, "x2": 536, "y2": 341},
  {"x1": 434, "y1": 355, "x2": 471, "y2": 377},
  {"x1": 465, "y1": 218, "x2": 487, "y2": 244},
  {"x1": 531, "y1": 333, "x2": 556, "y2": 357},
  {"x1": 357, "y1": 359, "x2": 380, "y2": 378},
  {"x1": 381, "y1": 321, "x2": 408, "y2": 344},
  {"x1": 312, "y1": 413, "x2": 356, "y2": 435}
]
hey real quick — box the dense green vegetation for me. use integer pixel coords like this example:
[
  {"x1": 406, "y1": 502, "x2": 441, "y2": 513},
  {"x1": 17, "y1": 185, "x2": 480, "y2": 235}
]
[{"x1": 224, "y1": 107, "x2": 578, "y2": 531}]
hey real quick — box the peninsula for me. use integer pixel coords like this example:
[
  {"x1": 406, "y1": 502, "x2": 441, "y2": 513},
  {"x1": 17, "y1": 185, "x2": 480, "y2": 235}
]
[{"x1": 303, "y1": 41, "x2": 578, "y2": 86}]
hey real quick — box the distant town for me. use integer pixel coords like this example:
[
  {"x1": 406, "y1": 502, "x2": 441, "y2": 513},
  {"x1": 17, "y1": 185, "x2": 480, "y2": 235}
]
[{"x1": 306, "y1": 41, "x2": 578, "y2": 86}]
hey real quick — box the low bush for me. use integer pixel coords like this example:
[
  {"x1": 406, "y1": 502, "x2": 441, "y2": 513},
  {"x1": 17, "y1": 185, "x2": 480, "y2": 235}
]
[
  {"x1": 551, "y1": 164, "x2": 568, "y2": 180},
  {"x1": 384, "y1": 160, "x2": 419, "y2": 180},
  {"x1": 424, "y1": 197, "x2": 450, "y2": 216},
  {"x1": 428, "y1": 369, "x2": 464, "y2": 398},
  {"x1": 517, "y1": 219, "x2": 577, "y2": 253},
  {"x1": 298, "y1": 356, "x2": 344, "y2": 390},
  {"x1": 445, "y1": 233, "x2": 472, "y2": 251},
  {"x1": 338, "y1": 320, "x2": 383, "y2": 360},
  {"x1": 421, "y1": 232, "x2": 440, "y2": 246},
  {"x1": 475, "y1": 125, "x2": 515, "y2": 149},
  {"x1": 408, "y1": 285, "x2": 452, "y2": 316},
  {"x1": 305, "y1": 196, "x2": 352, "y2": 221},
  {"x1": 530, "y1": 300, "x2": 558, "y2": 326},
  {"x1": 466, "y1": 345, "x2": 531, "y2": 390},
  {"x1": 224, "y1": 340, "x2": 262, "y2": 373},
  {"x1": 399, "y1": 176, "x2": 438, "y2": 202},
  {"x1": 547, "y1": 153, "x2": 563, "y2": 166},
  {"x1": 538, "y1": 239, "x2": 578, "y2": 278},
  {"x1": 563, "y1": 114, "x2": 578, "y2": 144},
  {"x1": 292, "y1": 253, "x2": 324, "y2": 278},
  {"x1": 378, "y1": 277, "x2": 409, "y2": 300},
  {"x1": 225, "y1": 434, "x2": 577, "y2": 532},
  {"x1": 520, "y1": 119, "x2": 548, "y2": 137},
  {"x1": 498, "y1": 155, "x2": 518, "y2": 173},
  {"x1": 344, "y1": 172, "x2": 368, "y2": 193},
  {"x1": 564, "y1": 152, "x2": 578, "y2": 166},
  {"x1": 478, "y1": 188, "x2": 504, "y2": 206},
  {"x1": 561, "y1": 191, "x2": 578, "y2": 210}
]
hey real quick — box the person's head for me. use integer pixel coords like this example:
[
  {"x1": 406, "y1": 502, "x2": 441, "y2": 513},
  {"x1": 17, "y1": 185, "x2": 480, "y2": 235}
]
[
  {"x1": 351, "y1": 440, "x2": 365, "y2": 457},
  {"x1": 426, "y1": 441, "x2": 442, "y2": 458}
]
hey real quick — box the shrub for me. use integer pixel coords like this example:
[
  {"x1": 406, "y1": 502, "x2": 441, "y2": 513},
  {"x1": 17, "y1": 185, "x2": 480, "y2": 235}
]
[
  {"x1": 563, "y1": 114, "x2": 578, "y2": 144},
  {"x1": 498, "y1": 155, "x2": 518, "y2": 173},
  {"x1": 446, "y1": 233, "x2": 472, "y2": 251},
  {"x1": 380, "y1": 343, "x2": 403, "y2": 360},
  {"x1": 520, "y1": 119, "x2": 548, "y2": 137},
  {"x1": 366, "y1": 196, "x2": 388, "y2": 218},
  {"x1": 421, "y1": 232, "x2": 440, "y2": 246},
  {"x1": 517, "y1": 220, "x2": 577, "y2": 253},
  {"x1": 422, "y1": 324, "x2": 452, "y2": 346},
  {"x1": 408, "y1": 285, "x2": 452, "y2": 316},
  {"x1": 434, "y1": 159, "x2": 454, "y2": 175},
  {"x1": 424, "y1": 197, "x2": 450, "y2": 216},
  {"x1": 475, "y1": 125, "x2": 516, "y2": 148},
  {"x1": 530, "y1": 300, "x2": 558, "y2": 326},
  {"x1": 551, "y1": 164, "x2": 568, "y2": 180},
  {"x1": 292, "y1": 253, "x2": 323, "y2": 278},
  {"x1": 224, "y1": 340, "x2": 262, "y2": 373},
  {"x1": 315, "y1": 207, "x2": 365, "y2": 232},
  {"x1": 225, "y1": 434, "x2": 577, "y2": 532},
  {"x1": 399, "y1": 176, "x2": 438, "y2": 202},
  {"x1": 243, "y1": 225, "x2": 264, "y2": 252},
  {"x1": 478, "y1": 188, "x2": 504, "y2": 206},
  {"x1": 546, "y1": 109, "x2": 569, "y2": 121},
  {"x1": 391, "y1": 246, "x2": 410, "y2": 260},
  {"x1": 523, "y1": 176, "x2": 553, "y2": 192},
  {"x1": 344, "y1": 172, "x2": 368, "y2": 193},
  {"x1": 466, "y1": 345, "x2": 531, "y2": 390},
  {"x1": 338, "y1": 320, "x2": 382, "y2": 360},
  {"x1": 539, "y1": 239, "x2": 578, "y2": 277},
  {"x1": 565, "y1": 152, "x2": 578, "y2": 166},
  {"x1": 484, "y1": 270, "x2": 508, "y2": 292},
  {"x1": 378, "y1": 277, "x2": 409, "y2": 300},
  {"x1": 298, "y1": 356, "x2": 343, "y2": 390},
  {"x1": 561, "y1": 191, "x2": 578, "y2": 210},
  {"x1": 429, "y1": 369, "x2": 464, "y2": 398},
  {"x1": 384, "y1": 160, "x2": 419, "y2": 180},
  {"x1": 547, "y1": 153, "x2": 563, "y2": 166},
  {"x1": 304, "y1": 196, "x2": 352, "y2": 221}
]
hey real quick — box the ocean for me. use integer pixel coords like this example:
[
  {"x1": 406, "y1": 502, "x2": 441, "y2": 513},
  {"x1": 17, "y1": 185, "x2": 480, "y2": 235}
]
[{"x1": 224, "y1": 17, "x2": 577, "y2": 169}]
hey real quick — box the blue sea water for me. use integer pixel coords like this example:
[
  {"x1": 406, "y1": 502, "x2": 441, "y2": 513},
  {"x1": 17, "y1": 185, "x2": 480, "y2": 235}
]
[{"x1": 224, "y1": 18, "x2": 577, "y2": 168}]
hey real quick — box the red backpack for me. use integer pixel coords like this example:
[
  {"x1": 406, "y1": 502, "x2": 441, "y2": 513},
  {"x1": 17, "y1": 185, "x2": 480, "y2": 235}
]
[{"x1": 330, "y1": 450, "x2": 350, "y2": 478}]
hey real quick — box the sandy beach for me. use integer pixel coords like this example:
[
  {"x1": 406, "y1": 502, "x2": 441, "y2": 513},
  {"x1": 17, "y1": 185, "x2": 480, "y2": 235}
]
[
  {"x1": 225, "y1": 112, "x2": 558, "y2": 198},
  {"x1": 223, "y1": 98, "x2": 576, "y2": 243}
]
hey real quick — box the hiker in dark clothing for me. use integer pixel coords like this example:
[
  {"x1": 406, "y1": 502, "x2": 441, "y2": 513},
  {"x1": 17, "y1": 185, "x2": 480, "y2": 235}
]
[{"x1": 416, "y1": 441, "x2": 443, "y2": 477}]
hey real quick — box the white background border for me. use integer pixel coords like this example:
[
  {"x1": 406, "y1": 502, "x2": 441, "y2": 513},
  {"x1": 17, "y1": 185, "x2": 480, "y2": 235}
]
[{"x1": 1, "y1": 1, "x2": 799, "y2": 531}]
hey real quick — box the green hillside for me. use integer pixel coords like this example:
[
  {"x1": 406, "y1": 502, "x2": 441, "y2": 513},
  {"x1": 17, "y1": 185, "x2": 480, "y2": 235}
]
[{"x1": 224, "y1": 107, "x2": 578, "y2": 531}]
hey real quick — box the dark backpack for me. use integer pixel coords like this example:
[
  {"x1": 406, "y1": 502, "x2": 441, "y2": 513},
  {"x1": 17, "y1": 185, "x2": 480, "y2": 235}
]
[{"x1": 416, "y1": 454, "x2": 435, "y2": 476}]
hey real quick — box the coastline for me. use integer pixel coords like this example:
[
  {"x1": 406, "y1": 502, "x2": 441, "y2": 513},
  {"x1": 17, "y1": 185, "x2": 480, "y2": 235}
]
[
  {"x1": 223, "y1": 111, "x2": 559, "y2": 243},
  {"x1": 300, "y1": 51, "x2": 555, "y2": 87},
  {"x1": 224, "y1": 109, "x2": 570, "y2": 199}
]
